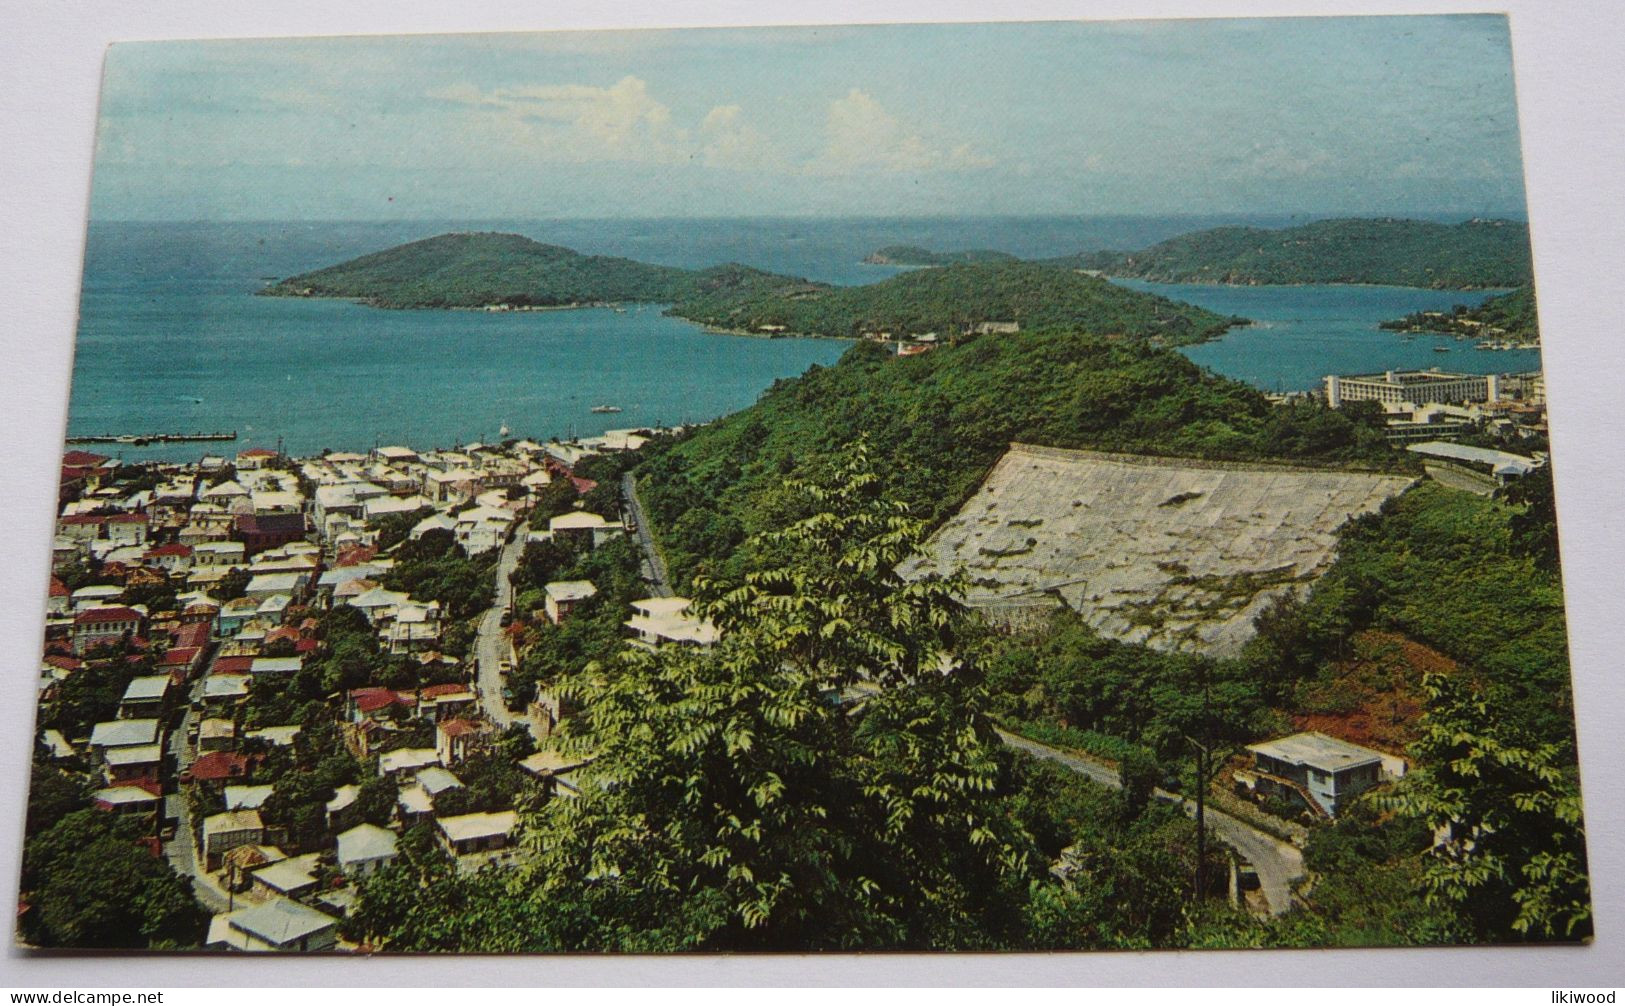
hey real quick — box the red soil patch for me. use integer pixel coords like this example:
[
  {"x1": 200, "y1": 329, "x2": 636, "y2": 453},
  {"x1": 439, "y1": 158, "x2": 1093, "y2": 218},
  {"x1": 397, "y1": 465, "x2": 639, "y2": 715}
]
[{"x1": 1289, "y1": 629, "x2": 1458, "y2": 755}]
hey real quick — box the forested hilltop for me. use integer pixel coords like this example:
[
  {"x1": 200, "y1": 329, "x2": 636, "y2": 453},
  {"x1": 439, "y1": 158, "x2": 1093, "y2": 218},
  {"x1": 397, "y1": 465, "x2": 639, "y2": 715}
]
[
  {"x1": 864, "y1": 245, "x2": 1019, "y2": 266},
  {"x1": 870, "y1": 218, "x2": 1533, "y2": 289},
  {"x1": 671, "y1": 261, "x2": 1242, "y2": 345},
  {"x1": 260, "y1": 232, "x2": 693, "y2": 308},
  {"x1": 259, "y1": 232, "x2": 1243, "y2": 346},
  {"x1": 634, "y1": 329, "x2": 1400, "y2": 584},
  {"x1": 1380, "y1": 285, "x2": 1540, "y2": 343}
]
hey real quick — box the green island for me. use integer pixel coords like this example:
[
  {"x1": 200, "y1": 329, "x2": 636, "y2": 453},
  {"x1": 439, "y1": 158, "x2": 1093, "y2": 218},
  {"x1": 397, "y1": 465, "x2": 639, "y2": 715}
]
[
  {"x1": 863, "y1": 244, "x2": 1020, "y2": 266},
  {"x1": 872, "y1": 218, "x2": 1533, "y2": 289},
  {"x1": 1379, "y1": 285, "x2": 1540, "y2": 345},
  {"x1": 259, "y1": 232, "x2": 1245, "y2": 346}
]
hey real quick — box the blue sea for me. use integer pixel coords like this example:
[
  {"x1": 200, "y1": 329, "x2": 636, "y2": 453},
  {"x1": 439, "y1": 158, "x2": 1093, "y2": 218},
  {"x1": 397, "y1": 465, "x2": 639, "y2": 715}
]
[{"x1": 69, "y1": 218, "x2": 1544, "y2": 462}]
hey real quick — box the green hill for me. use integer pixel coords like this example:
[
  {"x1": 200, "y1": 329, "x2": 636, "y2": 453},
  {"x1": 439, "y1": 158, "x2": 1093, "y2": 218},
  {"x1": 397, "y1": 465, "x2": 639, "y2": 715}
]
[
  {"x1": 668, "y1": 260, "x2": 1242, "y2": 346},
  {"x1": 863, "y1": 245, "x2": 1020, "y2": 266},
  {"x1": 634, "y1": 329, "x2": 1400, "y2": 583},
  {"x1": 260, "y1": 231, "x2": 693, "y2": 308},
  {"x1": 260, "y1": 232, "x2": 1243, "y2": 348},
  {"x1": 1049, "y1": 218, "x2": 1532, "y2": 289},
  {"x1": 1379, "y1": 285, "x2": 1539, "y2": 343}
]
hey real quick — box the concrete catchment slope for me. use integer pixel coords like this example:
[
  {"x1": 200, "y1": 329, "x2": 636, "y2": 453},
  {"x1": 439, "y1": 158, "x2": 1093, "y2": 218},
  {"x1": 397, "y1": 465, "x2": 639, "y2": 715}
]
[{"x1": 902, "y1": 444, "x2": 1415, "y2": 656}]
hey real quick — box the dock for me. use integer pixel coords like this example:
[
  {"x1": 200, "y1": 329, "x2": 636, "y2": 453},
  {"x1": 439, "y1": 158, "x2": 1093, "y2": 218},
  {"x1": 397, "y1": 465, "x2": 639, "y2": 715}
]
[{"x1": 66, "y1": 431, "x2": 237, "y2": 446}]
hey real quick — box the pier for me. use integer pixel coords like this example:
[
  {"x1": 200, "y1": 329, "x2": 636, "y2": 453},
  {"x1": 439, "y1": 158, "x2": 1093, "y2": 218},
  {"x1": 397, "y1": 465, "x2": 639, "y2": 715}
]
[{"x1": 66, "y1": 431, "x2": 237, "y2": 446}]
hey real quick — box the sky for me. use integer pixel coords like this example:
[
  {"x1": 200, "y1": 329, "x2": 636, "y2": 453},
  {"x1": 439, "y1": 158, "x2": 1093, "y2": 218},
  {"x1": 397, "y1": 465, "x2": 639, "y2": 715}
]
[{"x1": 89, "y1": 16, "x2": 1530, "y2": 220}]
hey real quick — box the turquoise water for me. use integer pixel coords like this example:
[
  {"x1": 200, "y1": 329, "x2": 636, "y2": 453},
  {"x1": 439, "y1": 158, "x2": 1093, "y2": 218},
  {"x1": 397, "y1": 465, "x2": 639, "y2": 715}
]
[{"x1": 67, "y1": 220, "x2": 1546, "y2": 462}]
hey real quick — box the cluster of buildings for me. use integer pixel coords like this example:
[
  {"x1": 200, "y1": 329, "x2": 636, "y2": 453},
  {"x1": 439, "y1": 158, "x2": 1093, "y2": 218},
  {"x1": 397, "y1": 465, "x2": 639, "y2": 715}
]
[
  {"x1": 1321, "y1": 367, "x2": 1548, "y2": 444},
  {"x1": 36, "y1": 432, "x2": 669, "y2": 952}
]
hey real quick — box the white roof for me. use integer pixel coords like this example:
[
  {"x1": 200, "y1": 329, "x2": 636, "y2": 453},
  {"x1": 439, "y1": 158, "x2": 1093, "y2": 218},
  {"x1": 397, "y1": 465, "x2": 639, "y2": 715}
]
[
  {"x1": 326, "y1": 784, "x2": 360, "y2": 814},
  {"x1": 1406, "y1": 441, "x2": 1539, "y2": 474},
  {"x1": 225, "y1": 784, "x2": 276, "y2": 810},
  {"x1": 1247, "y1": 732, "x2": 1385, "y2": 774},
  {"x1": 250, "y1": 853, "x2": 321, "y2": 893},
  {"x1": 250, "y1": 656, "x2": 303, "y2": 674},
  {"x1": 550, "y1": 511, "x2": 612, "y2": 531},
  {"x1": 220, "y1": 897, "x2": 335, "y2": 946},
  {"x1": 247, "y1": 725, "x2": 301, "y2": 747},
  {"x1": 203, "y1": 674, "x2": 251, "y2": 698},
  {"x1": 94, "y1": 785, "x2": 162, "y2": 806},
  {"x1": 414, "y1": 766, "x2": 464, "y2": 796},
  {"x1": 519, "y1": 748, "x2": 592, "y2": 777},
  {"x1": 631, "y1": 596, "x2": 693, "y2": 617},
  {"x1": 246, "y1": 572, "x2": 305, "y2": 593},
  {"x1": 545, "y1": 580, "x2": 598, "y2": 603},
  {"x1": 397, "y1": 784, "x2": 434, "y2": 816},
  {"x1": 121, "y1": 675, "x2": 172, "y2": 702},
  {"x1": 72, "y1": 584, "x2": 124, "y2": 600},
  {"x1": 90, "y1": 719, "x2": 160, "y2": 748},
  {"x1": 378, "y1": 747, "x2": 441, "y2": 775},
  {"x1": 438, "y1": 810, "x2": 518, "y2": 844},
  {"x1": 39, "y1": 729, "x2": 74, "y2": 759},
  {"x1": 336, "y1": 823, "x2": 399, "y2": 865},
  {"x1": 103, "y1": 743, "x2": 162, "y2": 766},
  {"x1": 203, "y1": 809, "x2": 264, "y2": 838}
]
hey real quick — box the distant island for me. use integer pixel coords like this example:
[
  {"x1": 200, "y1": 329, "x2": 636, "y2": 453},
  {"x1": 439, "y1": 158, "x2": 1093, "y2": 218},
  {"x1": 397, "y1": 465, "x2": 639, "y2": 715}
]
[
  {"x1": 868, "y1": 218, "x2": 1534, "y2": 290},
  {"x1": 1379, "y1": 285, "x2": 1539, "y2": 346},
  {"x1": 863, "y1": 245, "x2": 1020, "y2": 267},
  {"x1": 260, "y1": 232, "x2": 1245, "y2": 347}
]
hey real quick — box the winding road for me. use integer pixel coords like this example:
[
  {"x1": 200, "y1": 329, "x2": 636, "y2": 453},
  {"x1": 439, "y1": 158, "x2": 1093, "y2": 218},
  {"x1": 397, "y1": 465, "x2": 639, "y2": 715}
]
[
  {"x1": 996, "y1": 729, "x2": 1304, "y2": 915},
  {"x1": 622, "y1": 472, "x2": 673, "y2": 598},
  {"x1": 473, "y1": 532, "x2": 527, "y2": 730}
]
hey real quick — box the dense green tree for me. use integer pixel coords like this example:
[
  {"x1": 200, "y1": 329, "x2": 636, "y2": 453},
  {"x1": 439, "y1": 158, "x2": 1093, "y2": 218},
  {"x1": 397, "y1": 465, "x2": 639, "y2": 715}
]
[
  {"x1": 1400, "y1": 672, "x2": 1592, "y2": 942},
  {"x1": 21, "y1": 810, "x2": 207, "y2": 948}
]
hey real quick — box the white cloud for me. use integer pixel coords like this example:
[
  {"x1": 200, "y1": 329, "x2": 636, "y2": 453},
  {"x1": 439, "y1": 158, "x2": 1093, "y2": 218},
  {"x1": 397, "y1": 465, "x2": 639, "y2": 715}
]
[
  {"x1": 430, "y1": 75, "x2": 689, "y2": 162},
  {"x1": 814, "y1": 88, "x2": 992, "y2": 174},
  {"x1": 426, "y1": 78, "x2": 988, "y2": 177}
]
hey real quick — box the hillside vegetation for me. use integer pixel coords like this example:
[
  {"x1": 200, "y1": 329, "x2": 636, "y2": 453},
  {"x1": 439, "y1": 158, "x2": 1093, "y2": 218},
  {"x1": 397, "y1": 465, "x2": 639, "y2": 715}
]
[
  {"x1": 1380, "y1": 285, "x2": 1539, "y2": 343},
  {"x1": 669, "y1": 261, "x2": 1243, "y2": 345},
  {"x1": 863, "y1": 245, "x2": 1020, "y2": 266},
  {"x1": 261, "y1": 231, "x2": 693, "y2": 308},
  {"x1": 260, "y1": 232, "x2": 1244, "y2": 346},
  {"x1": 869, "y1": 218, "x2": 1532, "y2": 289},
  {"x1": 636, "y1": 330, "x2": 1399, "y2": 583}
]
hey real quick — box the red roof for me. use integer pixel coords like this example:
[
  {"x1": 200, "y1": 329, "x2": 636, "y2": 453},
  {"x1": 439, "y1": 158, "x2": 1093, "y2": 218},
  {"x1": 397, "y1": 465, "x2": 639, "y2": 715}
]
[
  {"x1": 211, "y1": 655, "x2": 255, "y2": 675},
  {"x1": 335, "y1": 545, "x2": 378, "y2": 567},
  {"x1": 171, "y1": 621, "x2": 211, "y2": 649},
  {"x1": 264, "y1": 626, "x2": 302, "y2": 645},
  {"x1": 160, "y1": 646, "x2": 201, "y2": 667},
  {"x1": 48, "y1": 577, "x2": 68, "y2": 598},
  {"x1": 189, "y1": 751, "x2": 252, "y2": 781},
  {"x1": 183, "y1": 602, "x2": 220, "y2": 615},
  {"x1": 438, "y1": 718, "x2": 482, "y2": 738},
  {"x1": 238, "y1": 448, "x2": 279, "y2": 458},
  {"x1": 105, "y1": 513, "x2": 149, "y2": 524},
  {"x1": 58, "y1": 514, "x2": 103, "y2": 526},
  {"x1": 62, "y1": 450, "x2": 110, "y2": 467},
  {"x1": 294, "y1": 637, "x2": 319, "y2": 654},
  {"x1": 42, "y1": 654, "x2": 82, "y2": 672},
  {"x1": 350, "y1": 687, "x2": 406, "y2": 713},
  {"x1": 144, "y1": 543, "x2": 193, "y2": 558},
  {"x1": 74, "y1": 607, "x2": 141, "y2": 625},
  {"x1": 420, "y1": 683, "x2": 471, "y2": 699}
]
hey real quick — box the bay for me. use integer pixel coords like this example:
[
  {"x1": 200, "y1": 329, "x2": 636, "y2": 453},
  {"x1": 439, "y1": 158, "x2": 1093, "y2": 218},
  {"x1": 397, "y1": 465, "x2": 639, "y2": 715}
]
[{"x1": 66, "y1": 219, "x2": 1545, "y2": 463}]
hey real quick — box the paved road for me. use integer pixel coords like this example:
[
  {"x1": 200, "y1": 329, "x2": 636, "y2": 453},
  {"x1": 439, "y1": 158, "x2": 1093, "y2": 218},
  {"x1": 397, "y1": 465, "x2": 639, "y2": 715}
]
[
  {"x1": 162, "y1": 676, "x2": 232, "y2": 915},
  {"x1": 622, "y1": 472, "x2": 673, "y2": 598},
  {"x1": 474, "y1": 532, "x2": 528, "y2": 731},
  {"x1": 996, "y1": 728, "x2": 1304, "y2": 916}
]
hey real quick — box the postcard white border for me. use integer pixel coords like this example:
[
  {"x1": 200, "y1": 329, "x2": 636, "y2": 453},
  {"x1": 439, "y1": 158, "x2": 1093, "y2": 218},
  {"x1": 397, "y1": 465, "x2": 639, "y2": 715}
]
[{"x1": 1, "y1": 0, "x2": 1621, "y2": 988}]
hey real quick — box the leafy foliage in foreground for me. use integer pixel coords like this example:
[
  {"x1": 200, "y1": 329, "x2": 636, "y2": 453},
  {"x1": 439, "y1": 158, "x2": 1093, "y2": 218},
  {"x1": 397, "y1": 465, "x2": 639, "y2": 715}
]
[{"x1": 638, "y1": 330, "x2": 1398, "y2": 585}]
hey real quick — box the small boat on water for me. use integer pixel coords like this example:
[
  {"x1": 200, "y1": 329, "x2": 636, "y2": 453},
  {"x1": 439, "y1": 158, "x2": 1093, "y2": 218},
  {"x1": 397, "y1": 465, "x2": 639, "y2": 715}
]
[
  {"x1": 1433, "y1": 346, "x2": 1451, "y2": 353},
  {"x1": 591, "y1": 405, "x2": 623, "y2": 414}
]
